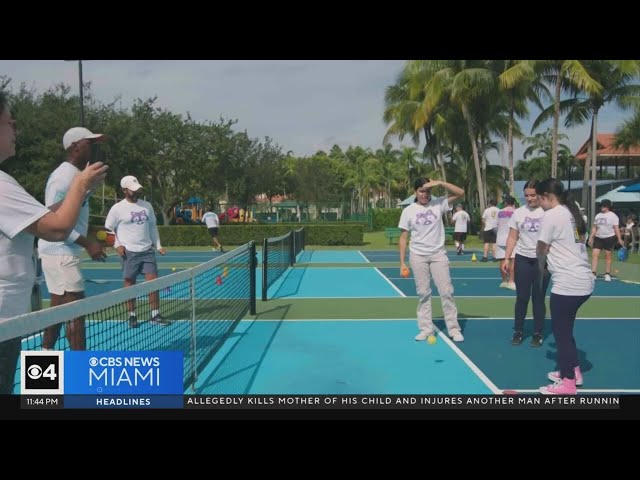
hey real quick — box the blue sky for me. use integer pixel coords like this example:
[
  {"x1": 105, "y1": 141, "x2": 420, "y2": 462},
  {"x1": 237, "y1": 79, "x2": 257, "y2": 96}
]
[{"x1": 0, "y1": 60, "x2": 631, "y2": 164}]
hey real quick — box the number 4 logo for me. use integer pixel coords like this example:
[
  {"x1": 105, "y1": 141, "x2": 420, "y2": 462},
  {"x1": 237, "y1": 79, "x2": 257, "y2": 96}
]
[{"x1": 21, "y1": 351, "x2": 64, "y2": 395}]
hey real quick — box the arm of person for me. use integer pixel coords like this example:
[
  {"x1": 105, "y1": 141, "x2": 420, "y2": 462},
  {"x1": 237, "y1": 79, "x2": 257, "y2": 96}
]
[
  {"x1": 536, "y1": 240, "x2": 550, "y2": 279},
  {"x1": 149, "y1": 204, "x2": 166, "y2": 255},
  {"x1": 105, "y1": 206, "x2": 125, "y2": 257},
  {"x1": 399, "y1": 230, "x2": 409, "y2": 273},
  {"x1": 74, "y1": 234, "x2": 106, "y2": 261},
  {"x1": 501, "y1": 228, "x2": 519, "y2": 275},
  {"x1": 588, "y1": 225, "x2": 597, "y2": 247},
  {"x1": 426, "y1": 180, "x2": 464, "y2": 204},
  {"x1": 613, "y1": 225, "x2": 624, "y2": 246},
  {"x1": 24, "y1": 164, "x2": 107, "y2": 241}
]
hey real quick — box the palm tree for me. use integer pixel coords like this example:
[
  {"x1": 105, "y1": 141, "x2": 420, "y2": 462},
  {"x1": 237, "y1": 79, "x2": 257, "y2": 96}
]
[
  {"x1": 375, "y1": 143, "x2": 401, "y2": 207},
  {"x1": 562, "y1": 60, "x2": 640, "y2": 217},
  {"x1": 496, "y1": 60, "x2": 547, "y2": 194},
  {"x1": 532, "y1": 60, "x2": 602, "y2": 178}
]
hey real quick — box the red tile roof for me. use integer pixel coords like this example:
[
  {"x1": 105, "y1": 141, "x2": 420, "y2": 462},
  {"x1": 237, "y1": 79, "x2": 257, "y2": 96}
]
[{"x1": 575, "y1": 133, "x2": 640, "y2": 161}]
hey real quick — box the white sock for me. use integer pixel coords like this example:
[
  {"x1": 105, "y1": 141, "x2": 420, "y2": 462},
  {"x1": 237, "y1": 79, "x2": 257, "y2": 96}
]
[
  {"x1": 129, "y1": 311, "x2": 136, "y2": 317},
  {"x1": 461, "y1": 243, "x2": 465, "y2": 251},
  {"x1": 152, "y1": 309, "x2": 160, "y2": 317},
  {"x1": 455, "y1": 241, "x2": 460, "y2": 249}
]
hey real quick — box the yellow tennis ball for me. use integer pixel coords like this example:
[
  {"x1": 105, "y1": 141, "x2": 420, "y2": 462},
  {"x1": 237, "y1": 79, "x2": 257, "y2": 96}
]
[
  {"x1": 96, "y1": 231, "x2": 107, "y2": 241},
  {"x1": 172, "y1": 267, "x2": 176, "y2": 271},
  {"x1": 427, "y1": 335, "x2": 437, "y2": 345}
]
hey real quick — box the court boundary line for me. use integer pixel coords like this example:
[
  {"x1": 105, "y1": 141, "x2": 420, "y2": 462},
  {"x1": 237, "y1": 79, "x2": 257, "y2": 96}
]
[
  {"x1": 251, "y1": 317, "x2": 640, "y2": 321},
  {"x1": 432, "y1": 324, "x2": 502, "y2": 395},
  {"x1": 357, "y1": 251, "x2": 370, "y2": 263},
  {"x1": 373, "y1": 268, "x2": 406, "y2": 297}
]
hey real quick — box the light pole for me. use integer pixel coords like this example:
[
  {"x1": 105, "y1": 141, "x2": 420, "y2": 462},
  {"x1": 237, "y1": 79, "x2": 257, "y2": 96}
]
[{"x1": 65, "y1": 60, "x2": 84, "y2": 126}]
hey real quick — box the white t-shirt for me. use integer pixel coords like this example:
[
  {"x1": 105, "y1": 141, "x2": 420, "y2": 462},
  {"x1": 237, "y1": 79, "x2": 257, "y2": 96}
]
[
  {"x1": 482, "y1": 206, "x2": 500, "y2": 231},
  {"x1": 202, "y1": 211, "x2": 219, "y2": 228},
  {"x1": 0, "y1": 171, "x2": 50, "y2": 319},
  {"x1": 38, "y1": 162, "x2": 89, "y2": 256},
  {"x1": 594, "y1": 211, "x2": 619, "y2": 239},
  {"x1": 496, "y1": 206, "x2": 515, "y2": 247},
  {"x1": 508, "y1": 205, "x2": 545, "y2": 259},
  {"x1": 105, "y1": 199, "x2": 161, "y2": 253},
  {"x1": 451, "y1": 210, "x2": 470, "y2": 233},
  {"x1": 538, "y1": 205, "x2": 594, "y2": 296},
  {"x1": 398, "y1": 197, "x2": 449, "y2": 256}
]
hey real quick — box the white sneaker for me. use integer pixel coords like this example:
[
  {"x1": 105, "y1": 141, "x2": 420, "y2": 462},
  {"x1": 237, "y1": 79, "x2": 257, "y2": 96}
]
[
  {"x1": 499, "y1": 281, "x2": 507, "y2": 288},
  {"x1": 451, "y1": 333, "x2": 464, "y2": 342},
  {"x1": 415, "y1": 331, "x2": 429, "y2": 341},
  {"x1": 505, "y1": 282, "x2": 516, "y2": 290},
  {"x1": 604, "y1": 274, "x2": 611, "y2": 282}
]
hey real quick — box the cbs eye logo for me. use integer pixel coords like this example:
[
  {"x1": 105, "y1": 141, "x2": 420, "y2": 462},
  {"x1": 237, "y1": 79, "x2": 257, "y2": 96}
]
[{"x1": 21, "y1": 351, "x2": 64, "y2": 394}]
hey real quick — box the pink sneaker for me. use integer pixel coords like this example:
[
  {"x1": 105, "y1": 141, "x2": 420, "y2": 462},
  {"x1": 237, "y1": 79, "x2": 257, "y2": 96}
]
[
  {"x1": 540, "y1": 377, "x2": 577, "y2": 395},
  {"x1": 548, "y1": 367, "x2": 583, "y2": 386}
]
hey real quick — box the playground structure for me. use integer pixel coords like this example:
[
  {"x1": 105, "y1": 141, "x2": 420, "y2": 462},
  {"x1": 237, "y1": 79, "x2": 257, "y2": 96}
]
[
  {"x1": 174, "y1": 197, "x2": 205, "y2": 225},
  {"x1": 219, "y1": 206, "x2": 256, "y2": 223}
]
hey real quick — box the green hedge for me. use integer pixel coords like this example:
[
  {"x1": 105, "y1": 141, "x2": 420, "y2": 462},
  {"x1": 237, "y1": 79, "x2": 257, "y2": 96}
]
[
  {"x1": 157, "y1": 224, "x2": 365, "y2": 246},
  {"x1": 372, "y1": 208, "x2": 402, "y2": 231}
]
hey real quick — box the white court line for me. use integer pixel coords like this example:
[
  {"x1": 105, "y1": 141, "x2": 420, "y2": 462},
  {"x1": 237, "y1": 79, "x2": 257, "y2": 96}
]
[
  {"x1": 357, "y1": 251, "x2": 370, "y2": 263},
  {"x1": 387, "y1": 276, "x2": 501, "y2": 281},
  {"x1": 510, "y1": 388, "x2": 640, "y2": 393},
  {"x1": 432, "y1": 324, "x2": 502, "y2": 395},
  {"x1": 374, "y1": 268, "x2": 406, "y2": 297}
]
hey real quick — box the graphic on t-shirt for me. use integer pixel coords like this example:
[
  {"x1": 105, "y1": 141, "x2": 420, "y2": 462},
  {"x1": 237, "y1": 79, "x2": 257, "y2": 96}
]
[
  {"x1": 131, "y1": 210, "x2": 149, "y2": 225},
  {"x1": 498, "y1": 210, "x2": 514, "y2": 219},
  {"x1": 415, "y1": 210, "x2": 438, "y2": 225},
  {"x1": 521, "y1": 216, "x2": 541, "y2": 233},
  {"x1": 595, "y1": 217, "x2": 608, "y2": 226}
]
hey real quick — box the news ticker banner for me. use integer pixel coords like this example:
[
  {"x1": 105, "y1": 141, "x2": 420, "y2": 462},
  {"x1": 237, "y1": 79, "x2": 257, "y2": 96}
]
[{"x1": 19, "y1": 351, "x2": 622, "y2": 410}]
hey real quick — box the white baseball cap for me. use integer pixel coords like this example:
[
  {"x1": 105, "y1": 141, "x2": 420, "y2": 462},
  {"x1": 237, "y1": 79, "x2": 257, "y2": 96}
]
[
  {"x1": 120, "y1": 175, "x2": 143, "y2": 192},
  {"x1": 63, "y1": 127, "x2": 104, "y2": 150}
]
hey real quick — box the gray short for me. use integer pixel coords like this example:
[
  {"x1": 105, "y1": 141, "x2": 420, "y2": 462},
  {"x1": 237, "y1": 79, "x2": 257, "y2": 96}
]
[{"x1": 120, "y1": 249, "x2": 158, "y2": 280}]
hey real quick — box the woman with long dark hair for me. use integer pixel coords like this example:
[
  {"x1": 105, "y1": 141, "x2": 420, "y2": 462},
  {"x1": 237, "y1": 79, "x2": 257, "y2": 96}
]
[
  {"x1": 502, "y1": 180, "x2": 549, "y2": 347},
  {"x1": 535, "y1": 179, "x2": 594, "y2": 395},
  {"x1": 398, "y1": 178, "x2": 465, "y2": 342}
]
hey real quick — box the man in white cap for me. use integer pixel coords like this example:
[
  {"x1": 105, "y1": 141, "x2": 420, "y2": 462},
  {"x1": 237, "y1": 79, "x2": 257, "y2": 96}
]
[
  {"x1": 105, "y1": 175, "x2": 168, "y2": 327},
  {"x1": 38, "y1": 127, "x2": 108, "y2": 351}
]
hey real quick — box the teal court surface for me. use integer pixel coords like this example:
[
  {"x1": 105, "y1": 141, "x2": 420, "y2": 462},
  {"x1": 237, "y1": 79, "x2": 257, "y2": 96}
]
[{"x1": 32, "y1": 248, "x2": 640, "y2": 395}]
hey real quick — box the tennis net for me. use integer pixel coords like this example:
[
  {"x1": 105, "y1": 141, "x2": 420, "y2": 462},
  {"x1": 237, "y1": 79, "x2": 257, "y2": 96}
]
[{"x1": 0, "y1": 242, "x2": 257, "y2": 393}]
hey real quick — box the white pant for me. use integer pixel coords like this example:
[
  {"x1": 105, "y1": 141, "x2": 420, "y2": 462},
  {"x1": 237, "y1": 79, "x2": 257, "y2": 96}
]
[
  {"x1": 409, "y1": 250, "x2": 461, "y2": 337},
  {"x1": 41, "y1": 254, "x2": 84, "y2": 295}
]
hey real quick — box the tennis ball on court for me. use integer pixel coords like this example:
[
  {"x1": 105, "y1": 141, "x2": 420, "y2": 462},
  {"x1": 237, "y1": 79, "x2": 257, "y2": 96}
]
[
  {"x1": 614, "y1": 269, "x2": 619, "y2": 274},
  {"x1": 172, "y1": 267, "x2": 176, "y2": 271},
  {"x1": 401, "y1": 267, "x2": 410, "y2": 278},
  {"x1": 96, "y1": 231, "x2": 107, "y2": 241},
  {"x1": 427, "y1": 335, "x2": 437, "y2": 345}
]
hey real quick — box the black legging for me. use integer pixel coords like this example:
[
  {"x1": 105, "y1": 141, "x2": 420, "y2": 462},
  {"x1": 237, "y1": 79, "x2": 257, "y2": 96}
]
[
  {"x1": 514, "y1": 254, "x2": 550, "y2": 333},
  {"x1": 0, "y1": 338, "x2": 21, "y2": 395},
  {"x1": 550, "y1": 293, "x2": 591, "y2": 379}
]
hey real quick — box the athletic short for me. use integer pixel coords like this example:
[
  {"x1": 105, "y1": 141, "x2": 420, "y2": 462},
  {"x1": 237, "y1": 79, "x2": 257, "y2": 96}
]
[
  {"x1": 453, "y1": 232, "x2": 467, "y2": 242},
  {"x1": 41, "y1": 254, "x2": 84, "y2": 296},
  {"x1": 120, "y1": 249, "x2": 158, "y2": 280},
  {"x1": 208, "y1": 227, "x2": 219, "y2": 237},
  {"x1": 495, "y1": 245, "x2": 516, "y2": 260},
  {"x1": 593, "y1": 236, "x2": 616, "y2": 251},
  {"x1": 483, "y1": 229, "x2": 497, "y2": 244}
]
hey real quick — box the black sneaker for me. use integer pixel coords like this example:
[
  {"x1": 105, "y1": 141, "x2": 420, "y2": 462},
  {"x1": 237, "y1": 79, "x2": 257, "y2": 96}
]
[
  {"x1": 480, "y1": 257, "x2": 488, "y2": 262},
  {"x1": 531, "y1": 333, "x2": 544, "y2": 347},
  {"x1": 150, "y1": 314, "x2": 170, "y2": 326},
  {"x1": 128, "y1": 315, "x2": 139, "y2": 328},
  {"x1": 511, "y1": 330, "x2": 524, "y2": 345}
]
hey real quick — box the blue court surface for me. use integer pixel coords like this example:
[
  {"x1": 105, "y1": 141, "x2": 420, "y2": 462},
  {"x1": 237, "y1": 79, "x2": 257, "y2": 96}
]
[
  {"x1": 195, "y1": 319, "x2": 495, "y2": 394},
  {"x1": 361, "y1": 250, "x2": 481, "y2": 262},
  {"x1": 377, "y1": 267, "x2": 639, "y2": 298},
  {"x1": 47, "y1": 264, "x2": 638, "y2": 300}
]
